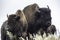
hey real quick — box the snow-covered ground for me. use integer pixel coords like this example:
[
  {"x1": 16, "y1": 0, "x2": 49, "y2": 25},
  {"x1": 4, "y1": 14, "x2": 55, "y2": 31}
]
[{"x1": 0, "y1": 0, "x2": 60, "y2": 40}]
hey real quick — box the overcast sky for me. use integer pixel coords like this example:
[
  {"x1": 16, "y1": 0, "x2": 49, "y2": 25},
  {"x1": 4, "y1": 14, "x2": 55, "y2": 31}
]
[{"x1": 0, "y1": 0, "x2": 60, "y2": 36}]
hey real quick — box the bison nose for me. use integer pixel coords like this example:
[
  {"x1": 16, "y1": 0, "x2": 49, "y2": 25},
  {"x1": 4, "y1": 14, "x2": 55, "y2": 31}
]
[{"x1": 47, "y1": 21, "x2": 51, "y2": 26}]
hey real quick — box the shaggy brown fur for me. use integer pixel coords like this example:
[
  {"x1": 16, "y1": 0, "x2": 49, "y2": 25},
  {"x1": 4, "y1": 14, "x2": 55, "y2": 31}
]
[
  {"x1": 23, "y1": 3, "x2": 40, "y2": 23},
  {"x1": 16, "y1": 10, "x2": 28, "y2": 38}
]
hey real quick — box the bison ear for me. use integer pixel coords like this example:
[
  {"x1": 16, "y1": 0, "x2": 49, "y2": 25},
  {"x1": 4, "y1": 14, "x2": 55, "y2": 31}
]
[
  {"x1": 47, "y1": 5, "x2": 49, "y2": 9},
  {"x1": 7, "y1": 14, "x2": 9, "y2": 18}
]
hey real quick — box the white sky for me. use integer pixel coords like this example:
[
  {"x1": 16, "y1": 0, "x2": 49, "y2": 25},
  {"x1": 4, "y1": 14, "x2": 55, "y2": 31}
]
[{"x1": 0, "y1": 0, "x2": 60, "y2": 36}]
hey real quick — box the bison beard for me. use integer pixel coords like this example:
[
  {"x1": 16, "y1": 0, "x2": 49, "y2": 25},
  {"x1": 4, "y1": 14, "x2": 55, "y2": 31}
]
[{"x1": 1, "y1": 14, "x2": 23, "y2": 40}]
